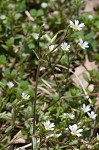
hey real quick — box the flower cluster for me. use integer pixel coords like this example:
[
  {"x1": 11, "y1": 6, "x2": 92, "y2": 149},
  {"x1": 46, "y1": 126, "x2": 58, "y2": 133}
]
[
  {"x1": 60, "y1": 20, "x2": 89, "y2": 52},
  {"x1": 43, "y1": 19, "x2": 96, "y2": 140},
  {"x1": 81, "y1": 104, "x2": 97, "y2": 120}
]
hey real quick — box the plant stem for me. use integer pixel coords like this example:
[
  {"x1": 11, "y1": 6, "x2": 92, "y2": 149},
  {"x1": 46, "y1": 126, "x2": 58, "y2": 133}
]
[
  {"x1": 33, "y1": 61, "x2": 40, "y2": 135},
  {"x1": 32, "y1": 29, "x2": 41, "y2": 149}
]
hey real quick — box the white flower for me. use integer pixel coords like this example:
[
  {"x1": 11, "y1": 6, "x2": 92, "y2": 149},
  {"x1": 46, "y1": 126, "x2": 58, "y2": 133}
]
[
  {"x1": 88, "y1": 111, "x2": 97, "y2": 120},
  {"x1": 69, "y1": 20, "x2": 85, "y2": 31},
  {"x1": 78, "y1": 39, "x2": 89, "y2": 49},
  {"x1": 22, "y1": 92, "x2": 30, "y2": 100},
  {"x1": 69, "y1": 124, "x2": 83, "y2": 137},
  {"x1": 97, "y1": 133, "x2": 99, "y2": 141},
  {"x1": 41, "y1": 2, "x2": 48, "y2": 8},
  {"x1": 61, "y1": 42, "x2": 70, "y2": 52},
  {"x1": 81, "y1": 104, "x2": 91, "y2": 113},
  {"x1": 44, "y1": 120, "x2": 55, "y2": 131},
  {"x1": 7, "y1": 82, "x2": 14, "y2": 88},
  {"x1": 0, "y1": 15, "x2": 6, "y2": 20},
  {"x1": 49, "y1": 45, "x2": 58, "y2": 52}
]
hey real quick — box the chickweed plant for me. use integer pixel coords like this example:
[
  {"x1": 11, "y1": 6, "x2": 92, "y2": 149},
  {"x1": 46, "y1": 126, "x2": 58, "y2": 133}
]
[{"x1": 0, "y1": 0, "x2": 99, "y2": 149}]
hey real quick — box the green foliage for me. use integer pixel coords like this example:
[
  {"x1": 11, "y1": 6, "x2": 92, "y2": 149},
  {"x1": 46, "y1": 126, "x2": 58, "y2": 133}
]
[{"x1": 0, "y1": 0, "x2": 99, "y2": 149}]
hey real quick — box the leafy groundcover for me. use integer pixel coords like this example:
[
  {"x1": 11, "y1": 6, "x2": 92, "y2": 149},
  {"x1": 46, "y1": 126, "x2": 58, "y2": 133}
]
[{"x1": 0, "y1": 0, "x2": 99, "y2": 149}]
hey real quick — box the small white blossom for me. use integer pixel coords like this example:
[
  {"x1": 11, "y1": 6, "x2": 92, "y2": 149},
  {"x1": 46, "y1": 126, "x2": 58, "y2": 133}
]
[
  {"x1": 49, "y1": 45, "x2": 58, "y2": 52},
  {"x1": 88, "y1": 111, "x2": 97, "y2": 120},
  {"x1": 7, "y1": 82, "x2": 14, "y2": 88},
  {"x1": 69, "y1": 124, "x2": 83, "y2": 137},
  {"x1": 97, "y1": 133, "x2": 99, "y2": 141},
  {"x1": 61, "y1": 42, "x2": 70, "y2": 52},
  {"x1": 41, "y1": 2, "x2": 48, "y2": 8},
  {"x1": 81, "y1": 104, "x2": 91, "y2": 113},
  {"x1": 22, "y1": 92, "x2": 30, "y2": 100},
  {"x1": 78, "y1": 39, "x2": 89, "y2": 49},
  {"x1": 0, "y1": 15, "x2": 6, "y2": 20},
  {"x1": 44, "y1": 120, "x2": 55, "y2": 131},
  {"x1": 69, "y1": 20, "x2": 85, "y2": 31}
]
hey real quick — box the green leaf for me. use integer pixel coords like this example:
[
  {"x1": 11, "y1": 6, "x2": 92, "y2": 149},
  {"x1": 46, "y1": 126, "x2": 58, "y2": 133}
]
[
  {"x1": 4, "y1": 69, "x2": 11, "y2": 78},
  {"x1": 28, "y1": 43, "x2": 35, "y2": 49},
  {"x1": 11, "y1": 69, "x2": 17, "y2": 78},
  {"x1": 0, "y1": 55, "x2": 7, "y2": 64},
  {"x1": 85, "y1": 32, "x2": 94, "y2": 40},
  {"x1": 37, "y1": 9, "x2": 44, "y2": 17},
  {"x1": 19, "y1": 80, "x2": 29, "y2": 90},
  {"x1": 14, "y1": 13, "x2": 22, "y2": 20},
  {"x1": 50, "y1": 33, "x2": 58, "y2": 44},
  {"x1": 30, "y1": 9, "x2": 37, "y2": 17},
  {"x1": 32, "y1": 137, "x2": 37, "y2": 150},
  {"x1": 5, "y1": 125, "x2": 13, "y2": 133},
  {"x1": 6, "y1": 37, "x2": 14, "y2": 48}
]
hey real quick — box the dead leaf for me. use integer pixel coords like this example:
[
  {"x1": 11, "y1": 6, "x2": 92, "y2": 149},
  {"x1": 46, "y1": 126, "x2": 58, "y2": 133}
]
[
  {"x1": 83, "y1": 0, "x2": 99, "y2": 15},
  {"x1": 71, "y1": 55, "x2": 98, "y2": 91},
  {"x1": 95, "y1": 100, "x2": 99, "y2": 110},
  {"x1": 8, "y1": 130, "x2": 26, "y2": 144}
]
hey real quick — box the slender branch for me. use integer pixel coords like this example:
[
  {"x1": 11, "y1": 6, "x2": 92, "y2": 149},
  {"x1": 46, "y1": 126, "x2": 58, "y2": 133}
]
[
  {"x1": 33, "y1": 59, "x2": 40, "y2": 134},
  {"x1": 33, "y1": 27, "x2": 42, "y2": 148},
  {"x1": 50, "y1": 64, "x2": 61, "y2": 98}
]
